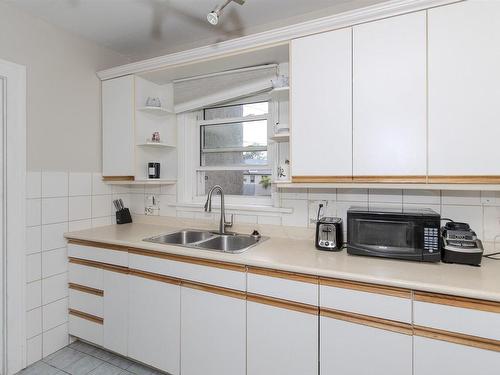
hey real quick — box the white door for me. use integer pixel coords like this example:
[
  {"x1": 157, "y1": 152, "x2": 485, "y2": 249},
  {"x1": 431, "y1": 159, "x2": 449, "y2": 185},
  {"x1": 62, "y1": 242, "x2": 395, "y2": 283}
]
[
  {"x1": 128, "y1": 275, "x2": 180, "y2": 375},
  {"x1": 428, "y1": 1, "x2": 500, "y2": 176},
  {"x1": 320, "y1": 316, "x2": 412, "y2": 375},
  {"x1": 247, "y1": 301, "x2": 318, "y2": 375},
  {"x1": 414, "y1": 336, "x2": 500, "y2": 375},
  {"x1": 290, "y1": 28, "x2": 352, "y2": 179},
  {"x1": 353, "y1": 11, "x2": 427, "y2": 178},
  {"x1": 102, "y1": 75, "x2": 135, "y2": 177},
  {"x1": 103, "y1": 270, "x2": 128, "y2": 356},
  {"x1": 181, "y1": 286, "x2": 246, "y2": 375}
]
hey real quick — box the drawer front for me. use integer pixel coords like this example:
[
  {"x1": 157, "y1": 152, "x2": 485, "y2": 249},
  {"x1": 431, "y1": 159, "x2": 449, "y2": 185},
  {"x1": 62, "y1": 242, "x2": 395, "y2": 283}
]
[
  {"x1": 247, "y1": 269, "x2": 318, "y2": 305},
  {"x1": 69, "y1": 314, "x2": 103, "y2": 346},
  {"x1": 69, "y1": 263, "x2": 103, "y2": 290},
  {"x1": 69, "y1": 289, "x2": 103, "y2": 318},
  {"x1": 320, "y1": 280, "x2": 412, "y2": 323},
  {"x1": 414, "y1": 296, "x2": 500, "y2": 341},
  {"x1": 68, "y1": 243, "x2": 128, "y2": 267},
  {"x1": 129, "y1": 253, "x2": 245, "y2": 291}
]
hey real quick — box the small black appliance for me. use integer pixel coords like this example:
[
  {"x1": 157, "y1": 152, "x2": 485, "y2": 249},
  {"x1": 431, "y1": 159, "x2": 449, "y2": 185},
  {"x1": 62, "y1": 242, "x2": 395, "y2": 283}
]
[
  {"x1": 315, "y1": 217, "x2": 343, "y2": 251},
  {"x1": 441, "y1": 221, "x2": 483, "y2": 266}
]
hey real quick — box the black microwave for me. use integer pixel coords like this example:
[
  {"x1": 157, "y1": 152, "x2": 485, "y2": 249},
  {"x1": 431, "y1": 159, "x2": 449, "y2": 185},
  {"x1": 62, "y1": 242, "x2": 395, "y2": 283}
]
[{"x1": 347, "y1": 207, "x2": 441, "y2": 262}]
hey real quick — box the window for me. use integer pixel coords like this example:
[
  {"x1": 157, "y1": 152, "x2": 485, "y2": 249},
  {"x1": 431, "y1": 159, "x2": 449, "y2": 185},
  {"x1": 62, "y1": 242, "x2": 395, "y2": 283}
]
[{"x1": 197, "y1": 101, "x2": 272, "y2": 197}]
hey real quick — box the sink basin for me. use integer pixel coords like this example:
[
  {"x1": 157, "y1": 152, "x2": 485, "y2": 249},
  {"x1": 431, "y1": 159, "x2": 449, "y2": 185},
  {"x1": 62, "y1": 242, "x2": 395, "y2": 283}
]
[
  {"x1": 145, "y1": 230, "x2": 215, "y2": 245},
  {"x1": 196, "y1": 234, "x2": 261, "y2": 253},
  {"x1": 143, "y1": 229, "x2": 268, "y2": 253}
]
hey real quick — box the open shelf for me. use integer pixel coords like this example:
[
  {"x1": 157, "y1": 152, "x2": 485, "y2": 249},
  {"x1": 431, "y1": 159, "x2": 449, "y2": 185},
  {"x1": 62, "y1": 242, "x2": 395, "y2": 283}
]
[
  {"x1": 269, "y1": 86, "x2": 290, "y2": 99},
  {"x1": 137, "y1": 142, "x2": 176, "y2": 149},
  {"x1": 105, "y1": 179, "x2": 177, "y2": 185},
  {"x1": 137, "y1": 106, "x2": 174, "y2": 115},
  {"x1": 270, "y1": 133, "x2": 290, "y2": 143}
]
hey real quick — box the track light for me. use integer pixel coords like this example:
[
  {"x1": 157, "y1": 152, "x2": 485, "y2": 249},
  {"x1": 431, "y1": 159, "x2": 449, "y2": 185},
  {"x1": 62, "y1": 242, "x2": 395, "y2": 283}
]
[{"x1": 207, "y1": 0, "x2": 245, "y2": 25}]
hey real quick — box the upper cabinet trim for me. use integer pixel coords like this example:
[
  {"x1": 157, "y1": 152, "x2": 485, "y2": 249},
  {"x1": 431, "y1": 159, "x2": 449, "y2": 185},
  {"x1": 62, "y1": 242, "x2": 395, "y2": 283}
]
[{"x1": 96, "y1": 0, "x2": 457, "y2": 80}]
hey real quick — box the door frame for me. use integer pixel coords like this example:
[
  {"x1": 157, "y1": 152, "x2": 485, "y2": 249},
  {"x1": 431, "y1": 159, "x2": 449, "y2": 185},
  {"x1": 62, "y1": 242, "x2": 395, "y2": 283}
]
[{"x1": 0, "y1": 58, "x2": 27, "y2": 375}]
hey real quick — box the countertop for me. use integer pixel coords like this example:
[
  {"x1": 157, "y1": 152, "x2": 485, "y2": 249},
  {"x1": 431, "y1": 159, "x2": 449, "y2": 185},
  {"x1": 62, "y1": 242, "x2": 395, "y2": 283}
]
[{"x1": 64, "y1": 222, "x2": 500, "y2": 302}]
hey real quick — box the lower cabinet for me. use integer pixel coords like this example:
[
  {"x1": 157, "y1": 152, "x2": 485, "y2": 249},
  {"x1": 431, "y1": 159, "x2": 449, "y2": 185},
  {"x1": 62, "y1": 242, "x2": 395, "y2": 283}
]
[
  {"x1": 128, "y1": 274, "x2": 181, "y2": 375},
  {"x1": 320, "y1": 315, "x2": 413, "y2": 375},
  {"x1": 414, "y1": 336, "x2": 500, "y2": 375},
  {"x1": 180, "y1": 285, "x2": 246, "y2": 375},
  {"x1": 247, "y1": 299, "x2": 318, "y2": 375},
  {"x1": 103, "y1": 270, "x2": 128, "y2": 356}
]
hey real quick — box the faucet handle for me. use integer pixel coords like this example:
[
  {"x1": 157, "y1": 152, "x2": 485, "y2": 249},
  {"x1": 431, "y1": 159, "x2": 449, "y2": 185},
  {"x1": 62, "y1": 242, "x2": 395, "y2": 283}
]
[{"x1": 225, "y1": 214, "x2": 234, "y2": 228}]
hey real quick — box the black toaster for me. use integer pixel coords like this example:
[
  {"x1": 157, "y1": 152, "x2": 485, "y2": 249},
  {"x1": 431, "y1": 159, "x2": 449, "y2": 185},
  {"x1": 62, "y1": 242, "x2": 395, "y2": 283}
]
[{"x1": 315, "y1": 217, "x2": 343, "y2": 251}]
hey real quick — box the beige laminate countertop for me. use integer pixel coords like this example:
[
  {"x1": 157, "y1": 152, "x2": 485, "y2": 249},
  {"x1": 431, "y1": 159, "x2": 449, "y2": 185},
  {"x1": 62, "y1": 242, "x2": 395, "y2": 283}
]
[{"x1": 64, "y1": 222, "x2": 500, "y2": 302}]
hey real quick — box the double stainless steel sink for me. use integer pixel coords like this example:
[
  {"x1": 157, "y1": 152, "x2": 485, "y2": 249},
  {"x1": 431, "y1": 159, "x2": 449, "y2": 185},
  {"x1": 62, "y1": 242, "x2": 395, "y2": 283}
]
[{"x1": 143, "y1": 229, "x2": 268, "y2": 253}]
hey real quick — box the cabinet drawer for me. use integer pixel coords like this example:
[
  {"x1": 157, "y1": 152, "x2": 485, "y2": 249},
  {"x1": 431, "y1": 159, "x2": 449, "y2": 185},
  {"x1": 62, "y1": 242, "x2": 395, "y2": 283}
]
[
  {"x1": 69, "y1": 262, "x2": 103, "y2": 290},
  {"x1": 320, "y1": 278, "x2": 412, "y2": 323},
  {"x1": 247, "y1": 268, "x2": 318, "y2": 305},
  {"x1": 69, "y1": 287, "x2": 103, "y2": 318},
  {"x1": 414, "y1": 292, "x2": 500, "y2": 341},
  {"x1": 69, "y1": 313, "x2": 103, "y2": 346},
  {"x1": 129, "y1": 252, "x2": 246, "y2": 291},
  {"x1": 68, "y1": 242, "x2": 128, "y2": 267}
]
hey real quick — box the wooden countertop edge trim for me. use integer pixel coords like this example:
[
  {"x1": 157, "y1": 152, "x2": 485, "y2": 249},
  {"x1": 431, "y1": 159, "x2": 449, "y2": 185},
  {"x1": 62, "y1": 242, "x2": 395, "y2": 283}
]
[
  {"x1": 129, "y1": 269, "x2": 181, "y2": 286},
  {"x1": 414, "y1": 326, "x2": 500, "y2": 352},
  {"x1": 182, "y1": 280, "x2": 246, "y2": 300},
  {"x1": 128, "y1": 247, "x2": 246, "y2": 272},
  {"x1": 414, "y1": 291, "x2": 500, "y2": 313},
  {"x1": 247, "y1": 293, "x2": 318, "y2": 315},
  {"x1": 69, "y1": 309, "x2": 104, "y2": 325},
  {"x1": 247, "y1": 266, "x2": 318, "y2": 284},
  {"x1": 319, "y1": 277, "x2": 412, "y2": 299},
  {"x1": 68, "y1": 283, "x2": 104, "y2": 297},
  {"x1": 320, "y1": 308, "x2": 413, "y2": 335},
  {"x1": 68, "y1": 257, "x2": 129, "y2": 274}
]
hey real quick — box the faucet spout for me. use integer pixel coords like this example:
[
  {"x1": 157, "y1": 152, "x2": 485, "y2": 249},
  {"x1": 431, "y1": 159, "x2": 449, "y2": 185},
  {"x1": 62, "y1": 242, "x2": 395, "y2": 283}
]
[{"x1": 204, "y1": 185, "x2": 233, "y2": 234}]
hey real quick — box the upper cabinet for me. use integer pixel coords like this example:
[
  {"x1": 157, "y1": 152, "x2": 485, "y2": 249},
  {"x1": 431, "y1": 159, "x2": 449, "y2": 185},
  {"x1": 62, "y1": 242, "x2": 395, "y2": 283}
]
[
  {"x1": 428, "y1": 1, "x2": 500, "y2": 181},
  {"x1": 290, "y1": 28, "x2": 352, "y2": 181},
  {"x1": 102, "y1": 75, "x2": 135, "y2": 178},
  {"x1": 352, "y1": 11, "x2": 427, "y2": 180}
]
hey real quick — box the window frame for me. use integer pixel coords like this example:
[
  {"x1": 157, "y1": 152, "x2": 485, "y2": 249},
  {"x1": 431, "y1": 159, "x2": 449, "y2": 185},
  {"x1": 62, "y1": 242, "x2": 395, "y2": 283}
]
[{"x1": 191, "y1": 96, "x2": 276, "y2": 206}]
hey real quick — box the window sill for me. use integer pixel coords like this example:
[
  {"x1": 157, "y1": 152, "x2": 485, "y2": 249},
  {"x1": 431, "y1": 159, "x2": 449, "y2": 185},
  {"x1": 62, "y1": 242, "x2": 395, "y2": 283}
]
[{"x1": 171, "y1": 202, "x2": 293, "y2": 214}]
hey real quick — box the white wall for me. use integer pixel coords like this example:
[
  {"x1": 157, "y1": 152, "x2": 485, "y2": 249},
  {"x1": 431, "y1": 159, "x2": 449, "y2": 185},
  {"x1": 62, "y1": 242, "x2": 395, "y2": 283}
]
[{"x1": 0, "y1": 1, "x2": 128, "y2": 172}]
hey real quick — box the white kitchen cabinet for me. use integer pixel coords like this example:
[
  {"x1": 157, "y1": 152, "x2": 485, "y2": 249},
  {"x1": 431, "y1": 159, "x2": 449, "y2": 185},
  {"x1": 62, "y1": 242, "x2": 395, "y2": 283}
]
[
  {"x1": 102, "y1": 270, "x2": 128, "y2": 357},
  {"x1": 181, "y1": 286, "x2": 246, "y2": 375},
  {"x1": 102, "y1": 75, "x2": 135, "y2": 178},
  {"x1": 320, "y1": 315, "x2": 412, "y2": 375},
  {"x1": 428, "y1": 1, "x2": 500, "y2": 177},
  {"x1": 290, "y1": 28, "x2": 352, "y2": 180},
  {"x1": 414, "y1": 336, "x2": 500, "y2": 375},
  {"x1": 247, "y1": 300, "x2": 318, "y2": 375},
  {"x1": 352, "y1": 11, "x2": 427, "y2": 178},
  {"x1": 128, "y1": 275, "x2": 180, "y2": 375}
]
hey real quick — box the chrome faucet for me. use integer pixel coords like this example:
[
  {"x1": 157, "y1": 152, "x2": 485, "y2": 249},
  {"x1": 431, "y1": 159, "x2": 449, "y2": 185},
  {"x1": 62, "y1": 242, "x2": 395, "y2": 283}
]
[{"x1": 204, "y1": 185, "x2": 233, "y2": 234}]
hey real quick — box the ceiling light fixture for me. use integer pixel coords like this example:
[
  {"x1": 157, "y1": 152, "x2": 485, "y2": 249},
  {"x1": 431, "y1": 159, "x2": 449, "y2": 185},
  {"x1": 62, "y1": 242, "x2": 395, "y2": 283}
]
[{"x1": 207, "y1": 0, "x2": 245, "y2": 25}]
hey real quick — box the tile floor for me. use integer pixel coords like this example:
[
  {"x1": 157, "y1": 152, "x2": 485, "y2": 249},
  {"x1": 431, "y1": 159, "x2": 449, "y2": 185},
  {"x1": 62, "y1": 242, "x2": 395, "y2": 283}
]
[{"x1": 17, "y1": 340, "x2": 168, "y2": 375}]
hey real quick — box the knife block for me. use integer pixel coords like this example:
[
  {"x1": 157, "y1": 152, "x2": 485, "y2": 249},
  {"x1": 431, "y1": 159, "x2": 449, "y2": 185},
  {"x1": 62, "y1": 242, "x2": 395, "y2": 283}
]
[{"x1": 116, "y1": 208, "x2": 132, "y2": 224}]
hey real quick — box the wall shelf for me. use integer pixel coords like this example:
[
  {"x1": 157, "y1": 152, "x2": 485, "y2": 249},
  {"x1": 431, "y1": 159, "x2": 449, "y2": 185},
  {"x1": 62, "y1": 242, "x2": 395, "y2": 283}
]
[
  {"x1": 137, "y1": 106, "x2": 174, "y2": 115},
  {"x1": 105, "y1": 179, "x2": 177, "y2": 185},
  {"x1": 270, "y1": 133, "x2": 290, "y2": 143},
  {"x1": 137, "y1": 142, "x2": 176, "y2": 149}
]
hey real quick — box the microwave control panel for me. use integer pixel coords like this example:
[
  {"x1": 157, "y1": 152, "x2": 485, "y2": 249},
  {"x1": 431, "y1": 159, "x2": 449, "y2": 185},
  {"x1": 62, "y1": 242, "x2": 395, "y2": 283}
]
[{"x1": 423, "y1": 227, "x2": 439, "y2": 253}]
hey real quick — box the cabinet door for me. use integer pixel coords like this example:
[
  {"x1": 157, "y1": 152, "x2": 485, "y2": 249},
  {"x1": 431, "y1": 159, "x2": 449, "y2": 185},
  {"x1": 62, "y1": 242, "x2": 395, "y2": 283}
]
[
  {"x1": 428, "y1": 1, "x2": 500, "y2": 177},
  {"x1": 247, "y1": 300, "x2": 318, "y2": 375},
  {"x1": 320, "y1": 315, "x2": 412, "y2": 375},
  {"x1": 181, "y1": 286, "x2": 246, "y2": 375},
  {"x1": 290, "y1": 28, "x2": 352, "y2": 179},
  {"x1": 414, "y1": 336, "x2": 500, "y2": 375},
  {"x1": 128, "y1": 275, "x2": 180, "y2": 375},
  {"x1": 103, "y1": 270, "x2": 128, "y2": 356},
  {"x1": 353, "y1": 12, "x2": 426, "y2": 178},
  {"x1": 102, "y1": 75, "x2": 135, "y2": 177}
]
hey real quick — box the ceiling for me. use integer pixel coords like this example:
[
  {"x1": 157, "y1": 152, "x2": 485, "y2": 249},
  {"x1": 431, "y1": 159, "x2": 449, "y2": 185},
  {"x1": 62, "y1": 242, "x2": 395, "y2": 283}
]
[{"x1": 3, "y1": 0, "x2": 386, "y2": 61}]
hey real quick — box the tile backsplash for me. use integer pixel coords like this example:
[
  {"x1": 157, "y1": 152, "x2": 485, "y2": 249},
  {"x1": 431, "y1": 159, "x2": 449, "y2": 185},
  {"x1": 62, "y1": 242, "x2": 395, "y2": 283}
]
[{"x1": 24, "y1": 170, "x2": 500, "y2": 365}]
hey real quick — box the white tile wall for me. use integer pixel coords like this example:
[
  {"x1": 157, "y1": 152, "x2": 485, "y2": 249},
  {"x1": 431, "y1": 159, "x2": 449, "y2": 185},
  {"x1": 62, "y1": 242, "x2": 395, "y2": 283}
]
[{"x1": 24, "y1": 171, "x2": 120, "y2": 365}]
